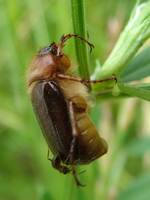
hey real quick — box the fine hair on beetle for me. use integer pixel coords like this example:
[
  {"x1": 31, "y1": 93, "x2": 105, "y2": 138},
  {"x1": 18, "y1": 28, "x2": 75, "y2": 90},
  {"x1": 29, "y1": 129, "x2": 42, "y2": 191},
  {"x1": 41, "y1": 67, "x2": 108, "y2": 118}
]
[{"x1": 27, "y1": 33, "x2": 116, "y2": 186}]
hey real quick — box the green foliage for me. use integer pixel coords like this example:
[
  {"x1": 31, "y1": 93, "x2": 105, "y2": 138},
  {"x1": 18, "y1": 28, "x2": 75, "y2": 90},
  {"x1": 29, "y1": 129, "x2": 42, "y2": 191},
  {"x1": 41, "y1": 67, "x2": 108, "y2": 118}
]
[
  {"x1": 118, "y1": 83, "x2": 150, "y2": 102},
  {"x1": 119, "y1": 46, "x2": 150, "y2": 83},
  {"x1": 92, "y1": 0, "x2": 150, "y2": 95},
  {"x1": 0, "y1": 0, "x2": 150, "y2": 200}
]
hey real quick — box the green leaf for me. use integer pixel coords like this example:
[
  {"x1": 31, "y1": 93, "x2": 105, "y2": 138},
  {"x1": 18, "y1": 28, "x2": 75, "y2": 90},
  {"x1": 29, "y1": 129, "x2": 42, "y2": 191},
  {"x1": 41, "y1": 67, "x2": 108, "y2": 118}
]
[
  {"x1": 118, "y1": 83, "x2": 150, "y2": 102},
  {"x1": 116, "y1": 173, "x2": 150, "y2": 200},
  {"x1": 119, "y1": 46, "x2": 150, "y2": 83}
]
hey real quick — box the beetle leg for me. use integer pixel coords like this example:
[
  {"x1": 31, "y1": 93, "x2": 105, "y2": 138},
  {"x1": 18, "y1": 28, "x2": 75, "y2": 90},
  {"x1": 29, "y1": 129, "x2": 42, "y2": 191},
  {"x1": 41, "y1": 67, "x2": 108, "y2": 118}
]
[
  {"x1": 47, "y1": 149, "x2": 52, "y2": 161},
  {"x1": 57, "y1": 34, "x2": 94, "y2": 57},
  {"x1": 56, "y1": 73, "x2": 117, "y2": 84},
  {"x1": 69, "y1": 101, "x2": 85, "y2": 187}
]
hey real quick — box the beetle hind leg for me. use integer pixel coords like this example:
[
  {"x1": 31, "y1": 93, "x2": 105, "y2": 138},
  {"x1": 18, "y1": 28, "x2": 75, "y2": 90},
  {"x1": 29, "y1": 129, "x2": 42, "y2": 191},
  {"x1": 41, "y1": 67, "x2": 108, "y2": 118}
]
[{"x1": 69, "y1": 101, "x2": 85, "y2": 187}]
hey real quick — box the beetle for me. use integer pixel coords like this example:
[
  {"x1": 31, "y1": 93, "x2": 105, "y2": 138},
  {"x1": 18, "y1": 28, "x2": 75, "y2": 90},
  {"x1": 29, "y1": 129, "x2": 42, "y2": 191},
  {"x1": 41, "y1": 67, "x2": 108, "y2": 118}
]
[{"x1": 27, "y1": 34, "x2": 116, "y2": 186}]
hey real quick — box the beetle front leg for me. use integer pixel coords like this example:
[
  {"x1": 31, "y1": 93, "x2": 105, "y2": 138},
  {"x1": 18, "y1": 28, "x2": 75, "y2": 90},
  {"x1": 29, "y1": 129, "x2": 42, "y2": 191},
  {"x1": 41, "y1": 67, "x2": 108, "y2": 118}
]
[{"x1": 69, "y1": 101, "x2": 85, "y2": 187}]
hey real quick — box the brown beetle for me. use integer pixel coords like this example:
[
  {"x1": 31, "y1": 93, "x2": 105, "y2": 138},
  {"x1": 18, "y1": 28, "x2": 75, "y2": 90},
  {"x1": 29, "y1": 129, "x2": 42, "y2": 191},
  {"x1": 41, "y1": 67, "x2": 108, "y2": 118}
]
[{"x1": 27, "y1": 34, "x2": 116, "y2": 186}]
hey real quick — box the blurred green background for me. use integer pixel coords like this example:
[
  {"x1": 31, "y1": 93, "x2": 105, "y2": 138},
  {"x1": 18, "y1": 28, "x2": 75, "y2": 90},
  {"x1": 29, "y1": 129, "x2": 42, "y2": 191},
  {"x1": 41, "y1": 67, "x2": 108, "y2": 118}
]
[{"x1": 1, "y1": 0, "x2": 150, "y2": 200}]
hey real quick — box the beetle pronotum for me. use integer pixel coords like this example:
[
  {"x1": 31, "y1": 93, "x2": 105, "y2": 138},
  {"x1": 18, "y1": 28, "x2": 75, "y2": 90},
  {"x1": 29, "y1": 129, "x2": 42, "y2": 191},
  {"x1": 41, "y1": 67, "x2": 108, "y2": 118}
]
[{"x1": 27, "y1": 34, "x2": 116, "y2": 186}]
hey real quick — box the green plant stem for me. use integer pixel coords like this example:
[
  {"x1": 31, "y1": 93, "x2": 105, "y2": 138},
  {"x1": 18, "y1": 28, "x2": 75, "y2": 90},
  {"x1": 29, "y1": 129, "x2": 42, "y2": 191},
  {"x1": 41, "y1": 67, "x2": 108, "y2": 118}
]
[{"x1": 70, "y1": 0, "x2": 90, "y2": 82}]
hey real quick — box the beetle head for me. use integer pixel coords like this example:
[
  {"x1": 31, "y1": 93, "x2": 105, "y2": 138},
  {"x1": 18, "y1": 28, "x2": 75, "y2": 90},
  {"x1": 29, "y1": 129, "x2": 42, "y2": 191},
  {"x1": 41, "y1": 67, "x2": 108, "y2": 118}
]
[{"x1": 28, "y1": 41, "x2": 70, "y2": 86}]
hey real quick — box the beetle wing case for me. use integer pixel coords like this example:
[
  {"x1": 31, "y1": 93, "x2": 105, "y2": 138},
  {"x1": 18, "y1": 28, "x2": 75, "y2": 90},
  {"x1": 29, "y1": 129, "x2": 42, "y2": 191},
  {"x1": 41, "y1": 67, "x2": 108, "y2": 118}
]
[{"x1": 30, "y1": 80, "x2": 79, "y2": 163}]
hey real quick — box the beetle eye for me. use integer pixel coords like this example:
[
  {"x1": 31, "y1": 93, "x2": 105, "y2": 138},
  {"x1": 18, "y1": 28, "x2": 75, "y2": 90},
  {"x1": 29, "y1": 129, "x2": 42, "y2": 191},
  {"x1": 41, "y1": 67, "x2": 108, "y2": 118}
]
[
  {"x1": 38, "y1": 43, "x2": 57, "y2": 55},
  {"x1": 39, "y1": 46, "x2": 52, "y2": 54}
]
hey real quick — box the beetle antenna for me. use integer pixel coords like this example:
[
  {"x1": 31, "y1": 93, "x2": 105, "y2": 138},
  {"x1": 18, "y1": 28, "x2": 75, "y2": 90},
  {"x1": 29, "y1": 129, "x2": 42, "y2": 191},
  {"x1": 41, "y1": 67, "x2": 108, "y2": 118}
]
[{"x1": 57, "y1": 34, "x2": 94, "y2": 57}]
